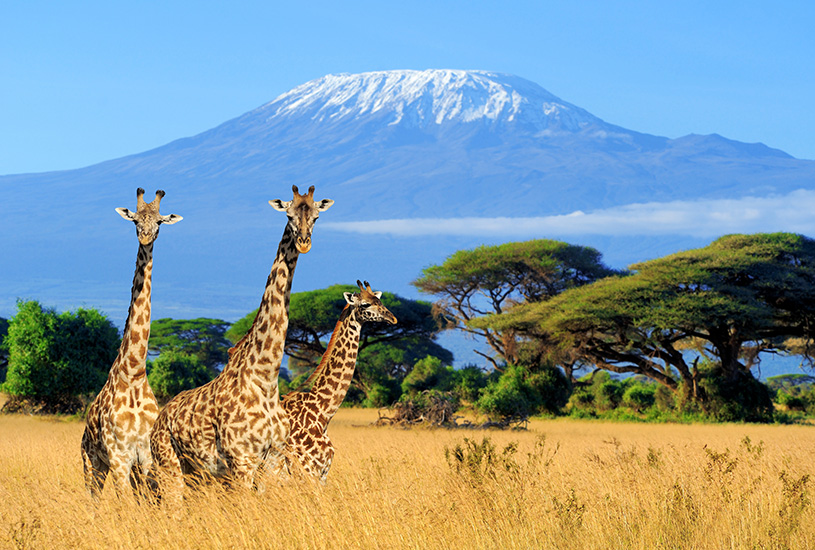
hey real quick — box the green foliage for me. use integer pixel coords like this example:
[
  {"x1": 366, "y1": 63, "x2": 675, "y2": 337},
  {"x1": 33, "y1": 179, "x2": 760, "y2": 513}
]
[
  {"x1": 696, "y1": 365, "x2": 774, "y2": 422},
  {"x1": 146, "y1": 349, "x2": 215, "y2": 403},
  {"x1": 568, "y1": 374, "x2": 676, "y2": 419},
  {"x1": 149, "y1": 317, "x2": 231, "y2": 373},
  {"x1": 0, "y1": 316, "x2": 9, "y2": 383},
  {"x1": 622, "y1": 383, "x2": 656, "y2": 412},
  {"x1": 476, "y1": 233, "x2": 815, "y2": 421},
  {"x1": 476, "y1": 364, "x2": 569, "y2": 420},
  {"x1": 2, "y1": 300, "x2": 118, "y2": 405},
  {"x1": 401, "y1": 355, "x2": 454, "y2": 395},
  {"x1": 449, "y1": 364, "x2": 491, "y2": 403},
  {"x1": 414, "y1": 239, "x2": 620, "y2": 367},
  {"x1": 362, "y1": 380, "x2": 401, "y2": 408}
]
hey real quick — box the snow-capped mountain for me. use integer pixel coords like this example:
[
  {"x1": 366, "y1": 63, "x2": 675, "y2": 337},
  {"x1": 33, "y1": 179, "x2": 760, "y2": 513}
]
[
  {"x1": 266, "y1": 70, "x2": 603, "y2": 131},
  {"x1": 2, "y1": 69, "x2": 815, "y2": 342}
]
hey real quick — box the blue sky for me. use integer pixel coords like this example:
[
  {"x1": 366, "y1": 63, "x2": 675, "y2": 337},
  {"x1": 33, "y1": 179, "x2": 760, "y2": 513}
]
[{"x1": 2, "y1": 1, "x2": 814, "y2": 175}]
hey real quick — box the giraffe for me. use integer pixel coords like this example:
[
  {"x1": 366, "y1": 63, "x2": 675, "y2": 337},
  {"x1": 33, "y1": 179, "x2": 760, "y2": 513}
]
[
  {"x1": 277, "y1": 280, "x2": 397, "y2": 483},
  {"x1": 81, "y1": 188, "x2": 182, "y2": 499},
  {"x1": 149, "y1": 185, "x2": 333, "y2": 501}
]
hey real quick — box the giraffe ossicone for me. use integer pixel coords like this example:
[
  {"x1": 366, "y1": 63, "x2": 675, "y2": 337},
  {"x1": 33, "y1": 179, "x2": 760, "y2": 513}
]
[
  {"x1": 149, "y1": 185, "x2": 333, "y2": 502},
  {"x1": 277, "y1": 279, "x2": 397, "y2": 483},
  {"x1": 81, "y1": 188, "x2": 181, "y2": 500}
]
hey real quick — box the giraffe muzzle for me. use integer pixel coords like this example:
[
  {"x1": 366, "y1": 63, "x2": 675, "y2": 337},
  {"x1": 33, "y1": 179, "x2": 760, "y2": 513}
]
[{"x1": 296, "y1": 236, "x2": 312, "y2": 253}]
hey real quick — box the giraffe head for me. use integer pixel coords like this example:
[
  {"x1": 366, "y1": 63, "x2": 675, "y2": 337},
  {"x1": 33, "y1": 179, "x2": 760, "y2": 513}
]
[
  {"x1": 269, "y1": 185, "x2": 334, "y2": 253},
  {"x1": 115, "y1": 188, "x2": 182, "y2": 245},
  {"x1": 343, "y1": 280, "x2": 398, "y2": 325}
]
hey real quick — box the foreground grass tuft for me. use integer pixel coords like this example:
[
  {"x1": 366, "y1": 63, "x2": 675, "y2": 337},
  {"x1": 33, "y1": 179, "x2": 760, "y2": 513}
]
[{"x1": 1, "y1": 409, "x2": 815, "y2": 549}]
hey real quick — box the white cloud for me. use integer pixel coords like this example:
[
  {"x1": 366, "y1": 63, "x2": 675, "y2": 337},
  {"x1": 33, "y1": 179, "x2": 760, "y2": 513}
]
[{"x1": 322, "y1": 189, "x2": 815, "y2": 238}]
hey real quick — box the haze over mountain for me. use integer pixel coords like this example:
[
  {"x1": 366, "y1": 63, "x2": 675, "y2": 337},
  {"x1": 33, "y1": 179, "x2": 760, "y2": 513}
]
[{"x1": 3, "y1": 69, "x2": 815, "y2": 375}]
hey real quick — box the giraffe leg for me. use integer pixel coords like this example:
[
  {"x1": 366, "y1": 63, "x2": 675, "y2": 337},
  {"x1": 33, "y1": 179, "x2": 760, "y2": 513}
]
[
  {"x1": 81, "y1": 432, "x2": 108, "y2": 499},
  {"x1": 107, "y1": 451, "x2": 137, "y2": 501},
  {"x1": 130, "y1": 446, "x2": 154, "y2": 503},
  {"x1": 227, "y1": 455, "x2": 260, "y2": 490},
  {"x1": 150, "y1": 424, "x2": 185, "y2": 511}
]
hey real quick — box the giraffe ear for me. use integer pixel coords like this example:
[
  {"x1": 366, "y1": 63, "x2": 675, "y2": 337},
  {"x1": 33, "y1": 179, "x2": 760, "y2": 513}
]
[
  {"x1": 316, "y1": 199, "x2": 334, "y2": 212},
  {"x1": 269, "y1": 199, "x2": 291, "y2": 212},
  {"x1": 160, "y1": 213, "x2": 183, "y2": 225},
  {"x1": 343, "y1": 292, "x2": 355, "y2": 304},
  {"x1": 373, "y1": 291, "x2": 383, "y2": 299},
  {"x1": 116, "y1": 207, "x2": 137, "y2": 222}
]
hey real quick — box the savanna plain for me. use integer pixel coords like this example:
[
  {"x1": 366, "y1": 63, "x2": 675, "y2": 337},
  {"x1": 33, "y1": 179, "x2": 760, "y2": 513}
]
[{"x1": 2, "y1": 405, "x2": 815, "y2": 550}]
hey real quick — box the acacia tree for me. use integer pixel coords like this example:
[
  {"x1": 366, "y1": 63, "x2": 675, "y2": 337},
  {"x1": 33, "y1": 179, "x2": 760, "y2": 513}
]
[
  {"x1": 475, "y1": 233, "x2": 815, "y2": 420},
  {"x1": 412, "y1": 239, "x2": 621, "y2": 371}
]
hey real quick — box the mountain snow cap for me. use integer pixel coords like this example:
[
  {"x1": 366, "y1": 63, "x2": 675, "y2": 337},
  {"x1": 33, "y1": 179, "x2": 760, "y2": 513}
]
[{"x1": 262, "y1": 69, "x2": 603, "y2": 131}]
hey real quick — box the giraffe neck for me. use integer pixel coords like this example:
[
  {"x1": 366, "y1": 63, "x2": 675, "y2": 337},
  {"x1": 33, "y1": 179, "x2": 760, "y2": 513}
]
[
  {"x1": 308, "y1": 306, "x2": 362, "y2": 429},
  {"x1": 233, "y1": 224, "x2": 300, "y2": 387},
  {"x1": 111, "y1": 242, "x2": 153, "y2": 381}
]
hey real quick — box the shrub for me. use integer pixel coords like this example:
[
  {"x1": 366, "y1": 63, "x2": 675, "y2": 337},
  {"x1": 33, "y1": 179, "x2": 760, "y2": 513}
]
[
  {"x1": 476, "y1": 364, "x2": 568, "y2": 420},
  {"x1": 362, "y1": 380, "x2": 401, "y2": 408},
  {"x1": 147, "y1": 350, "x2": 214, "y2": 403},
  {"x1": 449, "y1": 364, "x2": 490, "y2": 403},
  {"x1": 776, "y1": 390, "x2": 807, "y2": 412},
  {"x1": 623, "y1": 383, "x2": 656, "y2": 412},
  {"x1": 2, "y1": 300, "x2": 118, "y2": 410},
  {"x1": 697, "y1": 365, "x2": 774, "y2": 422},
  {"x1": 401, "y1": 355, "x2": 453, "y2": 395}
]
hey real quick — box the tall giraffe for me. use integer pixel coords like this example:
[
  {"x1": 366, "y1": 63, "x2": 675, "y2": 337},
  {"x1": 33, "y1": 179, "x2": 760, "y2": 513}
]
[
  {"x1": 149, "y1": 185, "x2": 333, "y2": 499},
  {"x1": 81, "y1": 188, "x2": 182, "y2": 499},
  {"x1": 278, "y1": 280, "x2": 397, "y2": 483}
]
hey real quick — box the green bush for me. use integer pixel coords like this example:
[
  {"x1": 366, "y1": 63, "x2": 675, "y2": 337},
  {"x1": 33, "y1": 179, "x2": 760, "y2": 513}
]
[
  {"x1": 697, "y1": 365, "x2": 774, "y2": 423},
  {"x1": 362, "y1": 380, "x2": 401, "y2": 408},
  {"x1": 476, "y1": 364, "x2": 568, "y2": 420},
  {"x1": 401, "y1": 355, "x2": 453, "y2": 395},
  {"x1": 776, "y1": 390, "x2": 807, "y2": 412},
  {"x1": 2, "y1": 300, "x2": 118, "y2": 408},
  {"x1": 147, "y1": 350, "x2": 214, "y2": 403},
  {"x1": 596, "y1": 380, "x2": 624, "y2": 411},
  {"x1": 449, "y1": 364, "x2": 490, "y2": 403},
  {"x1": 623, "y1": 384, "x2": 656, "y2": 412}
]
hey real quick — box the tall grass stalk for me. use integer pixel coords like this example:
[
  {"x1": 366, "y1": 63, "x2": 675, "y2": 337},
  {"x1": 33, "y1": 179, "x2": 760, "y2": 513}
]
[{"x1": 1, "y1": 409, "x2": 814, "y2": 549}]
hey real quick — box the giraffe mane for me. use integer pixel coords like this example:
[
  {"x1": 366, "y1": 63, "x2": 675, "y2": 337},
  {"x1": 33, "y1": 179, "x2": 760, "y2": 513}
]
[{"x1": 293, "y1": 303, "x2": 353, "y2": 393}]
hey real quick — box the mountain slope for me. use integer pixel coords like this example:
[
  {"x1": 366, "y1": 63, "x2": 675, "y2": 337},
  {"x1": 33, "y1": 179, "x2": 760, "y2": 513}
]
[{"x1": 2, "y1": 69, "x2": 814, "y2": 335}]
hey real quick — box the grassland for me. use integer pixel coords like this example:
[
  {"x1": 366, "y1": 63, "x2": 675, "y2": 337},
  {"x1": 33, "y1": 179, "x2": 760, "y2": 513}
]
[{"x1": 1, "y1": 407, "x2": 815, "y2": 549}]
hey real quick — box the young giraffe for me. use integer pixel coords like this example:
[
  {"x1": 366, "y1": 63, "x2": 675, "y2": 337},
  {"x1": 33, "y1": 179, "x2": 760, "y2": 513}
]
[
  {"x1": 81, "y1": 188, "x2": 182, "y2": 499},
  {"x1": 278, "y1": 280, "x2": 397, "y2": 483},
  {"x1": 149, "y1": 185, "x2": 333, "y2": 500}
]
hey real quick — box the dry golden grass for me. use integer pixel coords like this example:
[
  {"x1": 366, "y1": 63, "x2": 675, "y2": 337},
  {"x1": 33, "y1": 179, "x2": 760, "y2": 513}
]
[{"x1": 2, "y1": 407, "x2": 815, "y2": 549}]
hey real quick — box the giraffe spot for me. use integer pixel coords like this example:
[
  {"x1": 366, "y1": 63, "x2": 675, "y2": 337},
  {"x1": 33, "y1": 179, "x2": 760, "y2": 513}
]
[
  {"x1": 118, "y1": 411, "x2": 136, "y2": 431},
  {"x1": 142, "y1": 327, "x2": 150, "y2": 340},
  {"x1": 135, "y1": 296, "x2": 145, "y2": 307},
  {"x1": 130, "y1": 332, "x2": 142, "y2": 346},
  {"x1": 135, "y1": 313, "x2": 145, "y2": 326}
]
